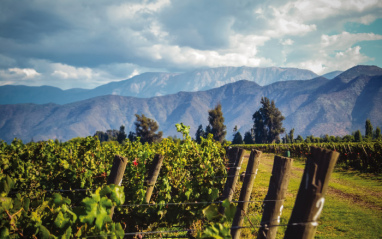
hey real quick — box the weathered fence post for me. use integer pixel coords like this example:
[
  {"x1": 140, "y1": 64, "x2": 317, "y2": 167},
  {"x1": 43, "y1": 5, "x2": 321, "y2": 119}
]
[
  {"x1": 145, "y1": 154, "x2": 164, "y2": 203},
  {"x1": 231, "y1": 149, "x2": 262, "y2": 239},
  {"x1": 107, "y1": 155, "x2": 128, "y2": 219},
  {"x1": 284, "y1": 147, "x2": 339, "y2": 239},
  {"x1": 257, "y1": 156, "x2": 293, "y2": 239},
  {"x1": 221, "y1": 147, "x2": 245, "y2": 201}
]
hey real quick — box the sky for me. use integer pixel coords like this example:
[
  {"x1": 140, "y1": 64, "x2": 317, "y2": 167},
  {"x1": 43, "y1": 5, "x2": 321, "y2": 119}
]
[{"x1": 0, "y1": 0, "x2": 382, "y2": 89}]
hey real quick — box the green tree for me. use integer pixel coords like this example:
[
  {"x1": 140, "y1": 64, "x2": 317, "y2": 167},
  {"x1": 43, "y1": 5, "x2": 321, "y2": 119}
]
[
  {"x1": 342, "y1": 134, "x2": 354, "y2": 142},
  {"x1": 295, "y1": 135, "x2": 304, "y2": 143},
  {"x1": 117, "y1": 125, "x2": 127, "y2": 144},
  {"x1": 289, "y1": 128, "x2": 295, "y2": 144},
  {"x1": 243, "y1": 131, "x2": 254, "y2": 144},
  {"x1": 365, "y1": 119, "x2": 373, "y2": 140},
  {"x1": 375, "y1": 127, "x2": 381, "y2": 140},
  {"x1": 128, "y1": 131, "x2": 136, "y2": 142},
  {"x1": 134, "y1": 114, "x2": 163, "y2": 144},
  {"x1": 195, "y1": 124, "x2": 205, "y2": 144},
  {"x1": 252, "y1": 97, "x2": 285, "y2": 143},
  {"x1": 207, "y1": 103, "x2": 227, "y2": 143},
  {"x1": 232, "y1": 132, "x2": 243, "y2": 144},
  {"x1": 354, "y1": 130, "x2": 363, "y2": 142}
]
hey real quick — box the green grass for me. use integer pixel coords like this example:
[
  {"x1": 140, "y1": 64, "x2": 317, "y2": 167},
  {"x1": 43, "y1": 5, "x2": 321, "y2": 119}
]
[{"x1": 236, "y1": 152, "x2": 382, "y2": 238}]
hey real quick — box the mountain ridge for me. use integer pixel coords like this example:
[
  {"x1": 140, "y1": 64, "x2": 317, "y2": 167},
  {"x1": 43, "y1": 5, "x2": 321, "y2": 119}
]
[
  {"x1": 0, "y1": 66, "x2": 318, "y2": 105},
  {"x1": 1, "y1": 65, "x2": 381, "y2": 143}
]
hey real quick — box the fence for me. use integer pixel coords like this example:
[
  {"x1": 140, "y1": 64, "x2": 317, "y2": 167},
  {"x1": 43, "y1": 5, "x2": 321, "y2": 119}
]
[
  {"x1": 2, "y1": 146, "x2": 339, "y2": 238},
  {"x1": 100, "y1": 146, "x2": 339, "y2": 239}
]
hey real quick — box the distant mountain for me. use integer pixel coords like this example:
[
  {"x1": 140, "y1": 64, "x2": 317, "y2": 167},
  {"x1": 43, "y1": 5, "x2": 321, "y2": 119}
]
[
  {"x1": 1, "y1": 65, "x2": 381, "y2": 143},
  {"x1": 321, "y1": 71, "x2": 343, "y2": 79},
  {"x1": 0, "y1": 66, "x2": 317, "y2": 105}
]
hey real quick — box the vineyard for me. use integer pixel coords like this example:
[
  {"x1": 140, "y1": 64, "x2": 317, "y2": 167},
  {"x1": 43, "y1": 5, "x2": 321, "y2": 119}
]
[
  {"x1": 235, "y1": 142, "x2": 382, "y2": 174},
  {"x1": 0, "y1": 124, "x2": 381, "y2": 238},
  {"x1": 0, "y1": 124, "x2": 228, "y2": 238}
]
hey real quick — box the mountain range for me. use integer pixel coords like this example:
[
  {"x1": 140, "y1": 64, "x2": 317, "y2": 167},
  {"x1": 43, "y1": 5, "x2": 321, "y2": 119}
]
[
  {"x1": 0, "y1": 66, "x2": 319, "y2": 105},
  {"x1": 0, "y1": 65, "x2": 381, "y2": 143}
]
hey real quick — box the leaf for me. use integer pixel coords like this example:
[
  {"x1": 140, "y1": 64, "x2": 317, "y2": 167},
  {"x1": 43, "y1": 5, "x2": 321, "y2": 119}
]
[
  {"x1": 0, "y1": 197, "x2": 13, "y2": 212},
  {"x1": 210, "y1": 188, "x2": 219, "y2": 201},
  {"x1": 202, "y1": 204, "x2": 219, "y2": 221},
  {"x1": 38, "y1": 225, "x2": 52, "y2": 239},
  {"x1": 185, "y1": 190, "x2": 192, "y2": 200},
  {"x1": 54, "y1": 211, "x2": 70, "y2": 229},
  {"x1": 0, "y1": 228, "x2": 9, "y2": 239},
  {"x1": 79, "y1": 197, "x2": 98, "y2": 225},
  {"x1": 108, "y1": 185, "x2": 125, "y2": 205},
  {"x1": 220, "y1": 199, "x2": 236, "y2": 220}
]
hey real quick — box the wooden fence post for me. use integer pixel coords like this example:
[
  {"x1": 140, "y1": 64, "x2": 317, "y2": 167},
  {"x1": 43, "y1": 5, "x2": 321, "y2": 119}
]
[
  {"x1": 257, "y1": 156, "x2": 293, "y2": 239},
  {"x1": 231, "y1": 149, "x2": 262, "y2": 239},
  {"x1": 284, "y1": 147, "x2": 339, "y2": 239},
  {"x1": 145, "y1": 154, "x2": 164, "y2": 203},
  {"x1": 107, "y1": 155, "x2": 128, "y2": 219},
  {"x1": 221, "y1": 147, "x2": 245, "y2": 202}
]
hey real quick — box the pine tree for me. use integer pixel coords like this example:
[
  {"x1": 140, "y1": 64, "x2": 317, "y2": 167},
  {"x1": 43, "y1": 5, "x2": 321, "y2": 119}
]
[
  {"x1": 117, "y1": 125, "x2": 127, "y2": 144},
  {"x1": 232, "y1": 132, "x2": 243, "y2": 144},
  {"x1": 252, "y1": 97, "x2": 285, "y2": 143},
  {"x1": 354, "y1": 130, "x2": 363, "y2": 142},
  {"x1": 195, "y1": 124, "x2": 205, "y2": 144},
  {"x1": 375, "y1": 127, "x2": 381, "y2": 140},
  {"x1": 289, "y1": 128, "x2": 295, "y2": 143},
  {"x1": 207, "y1": 103, "x2": 227, "y2": 143},
  {"x1": 365, "y1": 119, "x2": 373, "y2": 140},
  {"x1": 134, "y1": 114, "x2": 163, "y2": 144},
  {"x1": 243, "y1": 131, "x2": 255, "y2": 144}
]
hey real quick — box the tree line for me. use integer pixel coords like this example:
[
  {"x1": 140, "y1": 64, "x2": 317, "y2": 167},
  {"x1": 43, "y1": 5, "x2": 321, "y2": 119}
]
[{"x1": 94, "y1": 97, "x2": 381, "y2": 145}]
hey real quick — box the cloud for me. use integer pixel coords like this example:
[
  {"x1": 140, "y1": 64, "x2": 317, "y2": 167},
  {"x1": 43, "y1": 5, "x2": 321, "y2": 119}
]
[
  {"x1": 287, "y1": 46, "x2": 371, "y2": 74},
  {"x1": 321, "y1": 31, "x2": 382, "y2": 51},
  {"x1": 0, "y1": 0, "x2": 381, "y2": 88}
]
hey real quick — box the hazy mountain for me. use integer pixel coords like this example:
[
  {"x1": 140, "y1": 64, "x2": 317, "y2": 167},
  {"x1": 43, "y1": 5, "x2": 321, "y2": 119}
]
[
  {"x1": 321, "y1": 71, "x2": 343, "y2": 79},
  {"x1": 0, "y1": 66, "x2": 317, "y2": 105},
  {"x1": 1, "y1": 65, "x2": 381, "y2": 143}
]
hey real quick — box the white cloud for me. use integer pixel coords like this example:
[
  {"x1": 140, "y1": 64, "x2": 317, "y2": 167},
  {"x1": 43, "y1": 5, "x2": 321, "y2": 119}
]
[
  {"x1": 281, "y1": 39, "x2": 294, "y2": 46},
  {"x1": 7, "y1": 68, "x2": 40, "y2": 79},
  {"x1": 289, "y1": 46, "x2": 371, "y2": 74},
  {"x1": 0, "y1": 0, "x2": 382, "y2": 89},
  {"x1": 321, "y1": 32, "x2": 382, "y2": 50}
]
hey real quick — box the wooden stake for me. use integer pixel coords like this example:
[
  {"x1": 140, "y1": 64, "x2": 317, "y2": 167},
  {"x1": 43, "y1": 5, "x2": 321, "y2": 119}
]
[
  {"x1": 258, "y1": 156, "x2": 293, "y2": 239},
  {"x1": 221, "y1": 147, "x2": 245, "y2": 202},
  {"x1": 107, "y1": 155, "x2": 128, "y2": 219},
  {"x1": 284, "y1": 147, "x2": 339, "y2": 239},
  {"x1": 145, "y1": 154, "x2": 164, "y2": 203},
  {"x1": 231, "y1": 149, "x2": 262, "y2": 239}
]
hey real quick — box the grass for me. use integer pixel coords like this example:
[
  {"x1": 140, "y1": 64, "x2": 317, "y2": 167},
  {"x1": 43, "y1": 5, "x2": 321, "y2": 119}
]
[{"x1": 235, "y1": 152, "x2": 382, "y2": 238}]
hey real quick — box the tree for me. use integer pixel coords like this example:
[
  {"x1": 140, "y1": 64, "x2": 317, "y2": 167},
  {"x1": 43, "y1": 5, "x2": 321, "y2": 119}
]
[
  {"x1": 375, "y1": 127, "x2": 381, "y2": 140},
  {"x1": 243, "y1": 131, "x2": 254, "y2": 144},
  {"x1": 134, "y1": 114, "x2": 163, "y2": 144},
  {"x1": 117, "y1": 125, "x2": 127, "y2": 144},
  {"x1": 128, "y1": 131, "x2": 136, "y2": 142},
  {"x1": 195, "y1": 124, "x2": 205, "y2": 144},
  {"x1": 342, "y1": 134, "x2": 354, "y2": 142},
  {"x1": 295, "y1": 135, "x2": 304, "y2": 143},
  {"x1": 365, "y1": 119, "x2": 373, "y2": 140},
  {"x1": 207, "y1": 103, "x2": 227, "y2": 143},
  {"x1": 289, "y1": 128, "x2": 295, "y2": 144},
  {"x1": 354, "y1": 130, "x2": 363, "y2": 142},
  {"x1": 252, "y1": 97, "x2": 285, "y2": 143},
  {"x1": 232, "y1": 132, "x2": 243, "y2": 144}
]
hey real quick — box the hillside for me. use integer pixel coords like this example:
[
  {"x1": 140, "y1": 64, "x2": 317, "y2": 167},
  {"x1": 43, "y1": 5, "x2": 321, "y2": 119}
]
[
  {"x1": 0, "y1": 66, "x2": 317, "y2": 105},
  {"x1": 0, "y1": 65, "x2": 381, "y2": 143}
]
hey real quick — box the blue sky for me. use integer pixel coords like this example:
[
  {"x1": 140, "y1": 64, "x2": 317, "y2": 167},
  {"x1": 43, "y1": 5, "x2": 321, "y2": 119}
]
[{"x1": 0, "y1": 0, "x2": 381, "y2": 89}]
